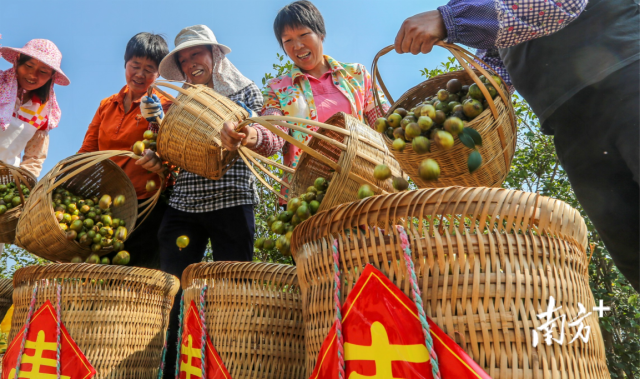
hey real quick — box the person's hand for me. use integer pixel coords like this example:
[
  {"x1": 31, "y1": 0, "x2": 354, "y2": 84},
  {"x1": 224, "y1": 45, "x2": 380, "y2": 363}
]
[
  {"x1": 394, "y1": 10, "x2": 447, "y2": 55},
  {"x1": 141, "y1": 94, "x2": 164, "y2": 122},
  {"x1": 221, "y1": 121, "x2": 258, "y2": 151},
  {"x1": 135, "y1": 149, "x2": 164, "y2": 173}
]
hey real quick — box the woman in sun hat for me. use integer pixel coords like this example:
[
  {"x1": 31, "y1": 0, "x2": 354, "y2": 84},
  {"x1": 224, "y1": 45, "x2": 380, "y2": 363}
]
[
  {"x1": 139, "y1": 24, "x2": 262, "y2": 374},
  {"x1": 0, "y1": 38, "x2": 70, "y2": 177}
]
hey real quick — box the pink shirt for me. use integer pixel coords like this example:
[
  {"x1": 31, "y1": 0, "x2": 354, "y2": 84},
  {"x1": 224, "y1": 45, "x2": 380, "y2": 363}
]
[{"x1": 305, "y1": 71, "x2": 351, "y2": 123}]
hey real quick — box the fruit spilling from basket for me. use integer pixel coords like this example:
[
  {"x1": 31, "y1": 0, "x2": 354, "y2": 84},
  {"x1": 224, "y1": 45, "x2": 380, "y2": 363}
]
[
  {"x1": 51, "y1": 187, "x2": 129, "y2": 262},
  {"x1": 255, "y1": 176, "x2": 330, "y2": 257},
  {"x1": 132, "y1": 130, "x2": 158, "y2": 155},
  {"x1": 0, "y1": 182, "x2": 29, "y2": 215},
  {"x1": 375, "y1": 76, "x2": 505, "y2": 181}
]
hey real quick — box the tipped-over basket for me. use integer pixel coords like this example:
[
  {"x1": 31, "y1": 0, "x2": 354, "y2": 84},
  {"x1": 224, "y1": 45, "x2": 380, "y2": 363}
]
[
  {"x1": 292, "y1": 187, "x2": 609, "y2": 379},
  {"x1": 181, "y1": 261, "x2": 306, "y2": 379},
  {"x1": 15, "y1": 151, "x2": 163, "y2": 262},
  {"x1": 0, "y1": 161, "x2": 37, "y2": 244},
  {"x1": 237, "y1": 112, "x2": 404, "y2": 212},
  {"x1": 0, "y1": 278, "x2": 13, "y2": 322},
  {"x1": 9, "y1": 264, "x2": 180, "y2": 379},
  {"x1": 372, "y1": 42, "x2": 517, "y2": 188},
  {"x1": 150, "y1": 81, "x2": 250, "y2": 180}
]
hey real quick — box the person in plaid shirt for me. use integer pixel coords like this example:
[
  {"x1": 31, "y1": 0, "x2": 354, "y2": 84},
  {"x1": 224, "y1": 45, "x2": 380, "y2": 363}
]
[
  {"x1": 220, "y1": 0, "x2": 391, "y2": 204},
  {"x1": 394, "y1": 0, "x2": 639, "y2": 291},
  {"x1": 140, "y1": 25, "x2": 261, "y2": 374}
]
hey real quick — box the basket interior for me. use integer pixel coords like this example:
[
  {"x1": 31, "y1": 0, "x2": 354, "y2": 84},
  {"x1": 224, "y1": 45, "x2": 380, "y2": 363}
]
[{"x1": 54, "y1": 159, "x2": 138, "y2": 245}]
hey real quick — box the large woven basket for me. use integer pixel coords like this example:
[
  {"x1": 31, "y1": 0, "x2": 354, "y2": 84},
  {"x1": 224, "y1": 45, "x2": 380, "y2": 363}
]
[
  {"x1": 9, "y1": 264, "x2": 179, "y2": 378},
  {"x1": 151, "y1": 81, "x2": 250, "y2": 180},
  {"x1": 0, "y1": 161, "x2": 37, "y2": 244},
  {"x1": 371, "y1": 43, "x2": 517, "y2": 188},
  {"x1": 292, "y1": 187, "x2": 609, "y2": 379},
  {"x1": 15, "y1": 151, "x2": 162, "y2": 262},
  {"x1": 182, "y1": 261, "x2": 305, "y2": 379},
  {"x1": 237, "y1": 112, "x2": 404, "y2": 212},
  {"x1": 0, "y1": 278, "x2": 13, "y2": 322}
]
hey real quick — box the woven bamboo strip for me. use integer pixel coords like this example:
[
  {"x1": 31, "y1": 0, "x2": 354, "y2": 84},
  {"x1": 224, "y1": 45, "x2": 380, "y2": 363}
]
[
  {"x1": 292, "y1": 187, "x2": 608, "y2": 379},
  {"x1": 10, "y1": 264, "x2": 179, "y2": 378},
  {"x1": 371, "y1": 43, "x2": 517, "y2": 189},
  {"x1": 182, "y1": 261, "x2": 306, "y2": 379},
  {"x1": 0, "y1": 161, "x2": 37, "y2": 244}
]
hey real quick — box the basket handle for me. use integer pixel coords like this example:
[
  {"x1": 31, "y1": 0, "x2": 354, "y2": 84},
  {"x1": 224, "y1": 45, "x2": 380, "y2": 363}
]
[{"x1": 371, "y1": 42, "x2": 513, "y2": 125}]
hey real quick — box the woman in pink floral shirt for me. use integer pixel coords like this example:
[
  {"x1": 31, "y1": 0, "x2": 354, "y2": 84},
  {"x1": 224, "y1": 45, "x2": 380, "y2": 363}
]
[{"x1": 221, "y1": 0, "x2": 390, "y2": 200}]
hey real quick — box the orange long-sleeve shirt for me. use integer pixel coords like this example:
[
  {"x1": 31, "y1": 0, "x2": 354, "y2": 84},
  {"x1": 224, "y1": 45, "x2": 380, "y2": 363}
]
[{"x1": 78, "y1": 85, "x2": 171, "y2": 199}]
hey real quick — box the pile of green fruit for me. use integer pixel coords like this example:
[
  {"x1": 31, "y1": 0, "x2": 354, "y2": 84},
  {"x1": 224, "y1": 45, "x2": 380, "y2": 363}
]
[
  {"x1": 254, "y1": 176, "x2": 328, "y2": 257},
  {"x1": 132, "y1": 130, "x2": 158, "y2": 155},
  {"x1": 0, "y1": 182, "x2": 29, "y2": 215},
  {"x1": 375, "y1": 76, "x2": 504, "y2": 181},
  {"x1": 70, "y1": 251, "x2": 130, "y2": 265},
  {"x1": 51, "y1": 187, "x2": 129, "y2": 264}
]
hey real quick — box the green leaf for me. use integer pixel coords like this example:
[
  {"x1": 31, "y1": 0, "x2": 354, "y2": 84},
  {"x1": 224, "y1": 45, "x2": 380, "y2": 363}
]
[
  {"x1": 463, "y1": 127, "x2": 483, "y2": 147},
  {"x1": 468, "y1": 150, "x2": 482, "y2": 173},
  {"x1": 459, "y1": 133, "x2": 475, "y2": 149}
]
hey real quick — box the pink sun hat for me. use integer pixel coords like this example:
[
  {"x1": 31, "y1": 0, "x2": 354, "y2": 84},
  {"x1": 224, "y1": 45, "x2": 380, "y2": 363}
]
[{"x1": 0, "y1": 39, "x2": 70, "y2": 86}]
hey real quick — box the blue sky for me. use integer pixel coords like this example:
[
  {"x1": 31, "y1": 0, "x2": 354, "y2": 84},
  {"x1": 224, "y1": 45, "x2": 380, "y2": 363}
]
[{"x1": 1, "y1": 0, "x2": 454, "y2": 178}]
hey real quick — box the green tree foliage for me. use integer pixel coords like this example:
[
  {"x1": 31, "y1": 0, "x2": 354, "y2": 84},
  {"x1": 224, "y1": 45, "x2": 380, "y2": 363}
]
[{"x1": 0, "y1": 244, "x2": 47, "y2": 279}]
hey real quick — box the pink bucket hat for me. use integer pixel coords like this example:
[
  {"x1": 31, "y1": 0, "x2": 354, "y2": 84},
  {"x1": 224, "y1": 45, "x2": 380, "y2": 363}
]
[{"x1": 0, "y1": 39, "x2": 70, "y2": 86}]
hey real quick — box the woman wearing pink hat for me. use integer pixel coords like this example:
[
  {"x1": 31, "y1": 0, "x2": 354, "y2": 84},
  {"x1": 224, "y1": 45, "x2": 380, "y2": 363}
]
[{"x1": 0, "y1": 39, "x2": 70, "y2": 177}]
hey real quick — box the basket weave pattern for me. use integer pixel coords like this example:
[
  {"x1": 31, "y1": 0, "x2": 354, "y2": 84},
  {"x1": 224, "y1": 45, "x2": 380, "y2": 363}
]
[
  {"x1": 385, "y1": 71, "x2": 516, "y2": 188},
  {"x1": 0, "y1": 162, "x2": 36, "y2": 244},
  {"x1": 371, "y1": 43, "x2": 517, "y2": 188},
  {"x1": 154, "y1": 82, "x2": 249, "y2": 180},
  {"x1": 10, "y1": 264, "x2": 179, "y2": 378},
  {"x1": 291, "y1": 113, "x2": 404, "y2": 212},
  {"x1": 0, "y1": 278, "x2": 13, "y2": 322},
  {"x1": 182, "y1": 262, "x2": 306, "y2": 379},
  {"x1": 292, "y1": 187, "x2": 609, "y2": 379},
  {"x1": 15, "y1": 152, "x2": 139, "y2": 262}
]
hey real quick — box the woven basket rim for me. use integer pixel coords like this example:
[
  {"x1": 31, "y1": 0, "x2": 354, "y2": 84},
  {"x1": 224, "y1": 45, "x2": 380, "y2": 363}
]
[
  {"x1": 182, "y1": 261, "x2": 298, "y2": 289},
  {"x1": 291, "y1": 186, "x2": 588, "y2": 253},
  {"x1": 13, "y1": 263, "x2": 180, "y2": 294}
]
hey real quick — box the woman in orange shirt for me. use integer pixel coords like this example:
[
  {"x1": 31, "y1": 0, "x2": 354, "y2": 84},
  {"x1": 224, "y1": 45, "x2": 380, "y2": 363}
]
[{"x1": 78, "y1": 32, "x2": 169, "y2": 268}]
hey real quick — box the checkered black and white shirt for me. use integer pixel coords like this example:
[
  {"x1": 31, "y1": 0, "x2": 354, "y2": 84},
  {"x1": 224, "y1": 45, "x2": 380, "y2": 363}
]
[{"x1": 168, "y1": 83, "x2": 263, "y2": 213}]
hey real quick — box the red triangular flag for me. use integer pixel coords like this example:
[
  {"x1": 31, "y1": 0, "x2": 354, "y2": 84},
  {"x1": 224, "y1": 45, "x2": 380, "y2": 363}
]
[
  {"x1": 178, "y1": 301, "x2": 230, "y2": 379},
  {"x1": 2, "y1": 300, "x2": 95, "y2": 379},
  {"x1": 309, "y1": 264, "x2": 491, "y2": 379}
]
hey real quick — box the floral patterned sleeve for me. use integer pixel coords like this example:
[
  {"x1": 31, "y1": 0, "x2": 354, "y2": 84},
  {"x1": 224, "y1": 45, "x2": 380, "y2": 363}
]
[
  {"x1": 362, "y1": 65, "x2": 391, "y2": 126},
  {"x1": 438, "y1": 0, "x2": 587, "y2": 49},
  {"x1": 20, "y1": 129, "x2": 49, "y2": 177},
  {"x1": 251, "y1": 83, "x2": 289, "y2": 157}
]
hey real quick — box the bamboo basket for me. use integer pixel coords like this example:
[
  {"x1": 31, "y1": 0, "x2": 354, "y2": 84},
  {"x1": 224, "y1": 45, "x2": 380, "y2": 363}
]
[
  {"x1": 9, "y1": 264, "x2": 179, "y2": 379},
  {"x1": 182, "y1": 261, "x2": 305, "y2": 379},
  {"x1": 15, "y1": 151, "x2": 163, "y2": 262},
  {"x1": 371, "y1": 43, "x2": 517, "y2": 188},
  {"x1": 0, "y1": 278, "x2": 13, "y2": 322},
  {"x1": 237, "y1": 112, "x2": 404, "y2": 212},
  {"x1": 0, "y1": 161, "x2": 37, "y2": 244},
  {"x1": 292, "y1": 187, "x2": 609, "y2": 379},
  {"x1": 150, "y1": 81, "x2": 249, "y2": 180}
]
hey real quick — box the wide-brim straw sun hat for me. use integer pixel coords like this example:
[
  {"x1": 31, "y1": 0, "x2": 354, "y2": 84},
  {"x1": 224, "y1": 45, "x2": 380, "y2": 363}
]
[
  {"x1": 0, "y1": 39, "x2": 70, "y2": 86},
  {"x1": 159, "y1": 24, "x2": 231, "y2": 81}
]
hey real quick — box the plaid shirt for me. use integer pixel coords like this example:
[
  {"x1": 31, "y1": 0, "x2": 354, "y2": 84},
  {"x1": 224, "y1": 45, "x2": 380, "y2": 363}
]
[
  {"x1": 168, "y1": 83, "x2": 263, "y2": 213},
  {"x1": 438, "y1": 0, "x2": 587, "y2": 87}
]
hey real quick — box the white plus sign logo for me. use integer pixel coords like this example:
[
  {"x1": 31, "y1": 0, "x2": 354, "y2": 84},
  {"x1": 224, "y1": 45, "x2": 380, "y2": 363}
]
[{"x1": 593, "y1": 300, "x2": 610, "y2": 318}]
